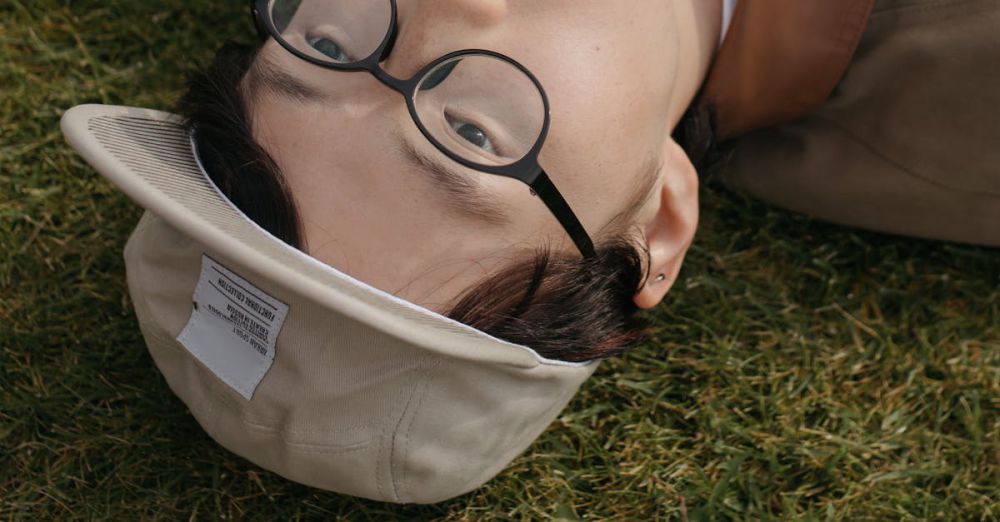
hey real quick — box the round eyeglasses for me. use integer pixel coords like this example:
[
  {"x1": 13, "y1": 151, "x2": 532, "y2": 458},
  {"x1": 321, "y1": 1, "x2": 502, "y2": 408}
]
[{"x1": 250, "y1": 0, "x2": 596, "y2": 257}]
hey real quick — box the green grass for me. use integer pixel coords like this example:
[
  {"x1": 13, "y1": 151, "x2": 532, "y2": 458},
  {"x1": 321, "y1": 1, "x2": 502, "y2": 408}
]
[{"x1": 2, "y1": 1, "x2": 999, "y2": 519}]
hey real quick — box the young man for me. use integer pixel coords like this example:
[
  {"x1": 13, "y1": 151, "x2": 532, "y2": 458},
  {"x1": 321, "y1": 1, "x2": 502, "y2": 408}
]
[
  {"x1": 184, "y1": 0, "x2": 997, "y2": 363},
  {"x1": 62, "y1": 0, "x2": 998, "y2": 503}
]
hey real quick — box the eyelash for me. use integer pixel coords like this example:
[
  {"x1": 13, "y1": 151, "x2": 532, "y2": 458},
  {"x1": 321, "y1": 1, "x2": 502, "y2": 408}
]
[
  {"x1": 304, "y1": 29, "x2": 355, "y2": 62},
  {"x1": 443, "y1": 110, "x2": 504, "y2": 157}
]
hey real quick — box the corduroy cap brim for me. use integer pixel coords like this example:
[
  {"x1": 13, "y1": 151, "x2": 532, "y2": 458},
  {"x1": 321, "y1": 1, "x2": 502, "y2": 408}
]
[{"x1": 61, "y1": 104, "x2": 598, "y2": 504}]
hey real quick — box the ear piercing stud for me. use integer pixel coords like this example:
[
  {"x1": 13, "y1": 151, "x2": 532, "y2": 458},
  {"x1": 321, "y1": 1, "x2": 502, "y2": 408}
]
[{"x1": 655, "y1": 274, "x2": 666, "y2": 283}]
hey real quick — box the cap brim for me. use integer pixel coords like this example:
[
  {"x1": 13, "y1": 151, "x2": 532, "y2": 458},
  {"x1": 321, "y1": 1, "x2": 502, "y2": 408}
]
[{"x1": 61, "y1": 104, "x2": 594, "y2": 369}]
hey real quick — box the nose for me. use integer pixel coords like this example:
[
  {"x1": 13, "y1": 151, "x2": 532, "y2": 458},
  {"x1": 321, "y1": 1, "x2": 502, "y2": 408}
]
[{"x1": 384, "y1": 0, "x2": 509, "y2": 78}]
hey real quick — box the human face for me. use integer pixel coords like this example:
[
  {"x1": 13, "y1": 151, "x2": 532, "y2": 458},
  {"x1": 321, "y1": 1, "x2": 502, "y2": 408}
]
[{"x1": 248, "y1": 0, "x2": 719, "y2": 310}]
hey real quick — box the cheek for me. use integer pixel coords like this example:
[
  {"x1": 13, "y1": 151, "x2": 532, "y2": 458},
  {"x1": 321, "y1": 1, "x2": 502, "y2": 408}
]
[
  {"x1": 258, "y1": 102, "x2": 436, "y2": 253},
  {"x1": 514, "y1": 47, "x2": 674, "y2": 231}
]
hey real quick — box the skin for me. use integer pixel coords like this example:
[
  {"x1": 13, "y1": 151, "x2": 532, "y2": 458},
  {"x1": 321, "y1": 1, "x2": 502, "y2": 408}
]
[{"x1": 249, "y1": 0, "x2": 721, "y2": 311}]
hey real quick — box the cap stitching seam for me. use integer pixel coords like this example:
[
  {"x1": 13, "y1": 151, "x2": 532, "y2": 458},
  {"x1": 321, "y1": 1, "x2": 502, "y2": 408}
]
[
  {"x1": 396, "y1": 359, "x2": 444, "y2": 502},
  {"x1": 386, "y1": 358, "x2": 439, "y2": 502},
  {"x1": 376, "y1": 414, "x2": 388, "y2": 501}
]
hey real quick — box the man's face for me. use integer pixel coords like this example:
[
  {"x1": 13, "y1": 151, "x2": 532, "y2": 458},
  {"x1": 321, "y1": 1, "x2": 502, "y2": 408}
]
[{"x1": 248, "y1": 0, "x2": 714, "y2": 310}]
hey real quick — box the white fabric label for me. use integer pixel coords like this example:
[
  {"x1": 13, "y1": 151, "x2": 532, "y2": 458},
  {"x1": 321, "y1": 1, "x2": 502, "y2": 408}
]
[{"x1": 177, "y1": 255, "x2": 289, "y2": 400}]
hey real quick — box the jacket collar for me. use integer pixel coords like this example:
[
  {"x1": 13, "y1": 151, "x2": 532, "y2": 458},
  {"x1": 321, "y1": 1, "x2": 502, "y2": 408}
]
[{"x1": 703, "y1": 0, "x2": 876, "y2": 140}]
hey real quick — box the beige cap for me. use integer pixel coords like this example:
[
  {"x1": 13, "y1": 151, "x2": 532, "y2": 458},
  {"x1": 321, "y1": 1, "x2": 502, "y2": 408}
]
[{"x1": 61, "y1": 104, "x2": 598, "y2": 504}]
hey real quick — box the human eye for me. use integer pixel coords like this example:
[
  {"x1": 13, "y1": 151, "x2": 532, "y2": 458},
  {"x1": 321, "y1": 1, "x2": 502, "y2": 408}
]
[
  {"x1": 305, "y1": 32, "x2": 353, "y2": 63},
  {"x1": 445, "y1": 113, "x2": 498, "y2": 156}
]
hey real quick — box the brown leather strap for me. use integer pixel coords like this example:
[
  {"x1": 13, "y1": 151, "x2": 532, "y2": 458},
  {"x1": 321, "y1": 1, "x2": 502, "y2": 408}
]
[{"x1": 703, "y1": 0, "x2": 876, "y2": 140}]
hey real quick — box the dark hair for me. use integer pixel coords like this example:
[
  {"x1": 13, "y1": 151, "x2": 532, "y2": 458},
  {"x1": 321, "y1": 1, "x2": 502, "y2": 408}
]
[
  {"x1": 674, "y1": 95, "x2": 724, "y2": 179},
  {"x1": 178, "y1": 43, "x2": 715, "y2": 362},
  {"x1": 179, "y1": 45, "x2": 304, "y2": 248}
]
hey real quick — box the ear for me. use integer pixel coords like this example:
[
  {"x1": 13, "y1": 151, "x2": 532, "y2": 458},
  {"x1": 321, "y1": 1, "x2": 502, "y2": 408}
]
[{"x1": 633, "y1": 139, "x2": 700, "y2": 309}]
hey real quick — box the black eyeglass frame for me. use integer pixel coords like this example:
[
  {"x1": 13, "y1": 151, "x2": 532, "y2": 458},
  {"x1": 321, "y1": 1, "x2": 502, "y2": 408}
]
[{"x1": 249, "y1": 0, "x2": 596, "y2": 257}]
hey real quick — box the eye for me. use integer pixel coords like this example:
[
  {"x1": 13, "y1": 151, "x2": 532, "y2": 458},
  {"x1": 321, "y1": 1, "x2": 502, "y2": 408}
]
[
  {"x1": 446, "y1": 114, "x2": 498, "y2": 155},
  {"x1": 306, "y1": 35, "x2": 352, "y2": 63}
]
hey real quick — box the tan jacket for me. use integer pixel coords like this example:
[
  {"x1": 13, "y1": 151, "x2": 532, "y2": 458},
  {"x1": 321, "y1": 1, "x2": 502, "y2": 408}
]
[
  {"x1": 703, "y1": 0, "x2": 876, "y2": 140},
  {"x1": 706, "y1": 0, "x2": 1000, "y2": 246}
]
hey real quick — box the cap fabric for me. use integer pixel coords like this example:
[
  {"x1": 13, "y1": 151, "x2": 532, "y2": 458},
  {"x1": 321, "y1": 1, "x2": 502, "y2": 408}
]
[{"x1": 61, "y1": 104, "x2": 598, "y2": 504}]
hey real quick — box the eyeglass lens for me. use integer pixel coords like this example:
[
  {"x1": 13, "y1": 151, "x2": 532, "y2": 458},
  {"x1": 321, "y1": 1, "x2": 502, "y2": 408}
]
[
  {"x1": 267, "y1": 0, "x2": 546, "y2": 167},
  {"x1": 270, "y1": 0, "x2": 391, "y2": 63}
]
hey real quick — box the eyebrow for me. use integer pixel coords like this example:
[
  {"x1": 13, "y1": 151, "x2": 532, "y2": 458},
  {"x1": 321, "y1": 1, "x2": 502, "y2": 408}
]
[
  {"x1": 393, "y1": 130, "x2": 511, "y2": 226},
  {"x1": 245, "y1": 54, "x2": 327, "y2": 103}
]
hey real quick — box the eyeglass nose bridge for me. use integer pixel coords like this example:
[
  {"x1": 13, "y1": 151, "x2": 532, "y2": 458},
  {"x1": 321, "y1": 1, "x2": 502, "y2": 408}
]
[{"x1": 361, "y1": 59, "x2": 420, "y2": 97}]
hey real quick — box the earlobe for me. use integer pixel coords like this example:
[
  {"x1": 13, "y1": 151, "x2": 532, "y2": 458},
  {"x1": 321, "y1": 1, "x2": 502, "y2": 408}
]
[{"x1": 633, "y1": 139, "x2": 699, "y2": 310}]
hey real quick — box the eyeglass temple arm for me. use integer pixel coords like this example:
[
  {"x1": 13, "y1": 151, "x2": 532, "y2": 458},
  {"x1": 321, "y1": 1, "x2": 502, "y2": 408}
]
[{"x1": 531, "y1": 171, "x2": 596, "y2": 258}]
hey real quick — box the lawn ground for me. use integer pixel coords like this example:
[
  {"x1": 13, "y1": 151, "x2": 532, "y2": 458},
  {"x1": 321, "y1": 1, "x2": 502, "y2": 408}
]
[{"x1": 2, "y1": 1, "x2": 999, "y2": 520}]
